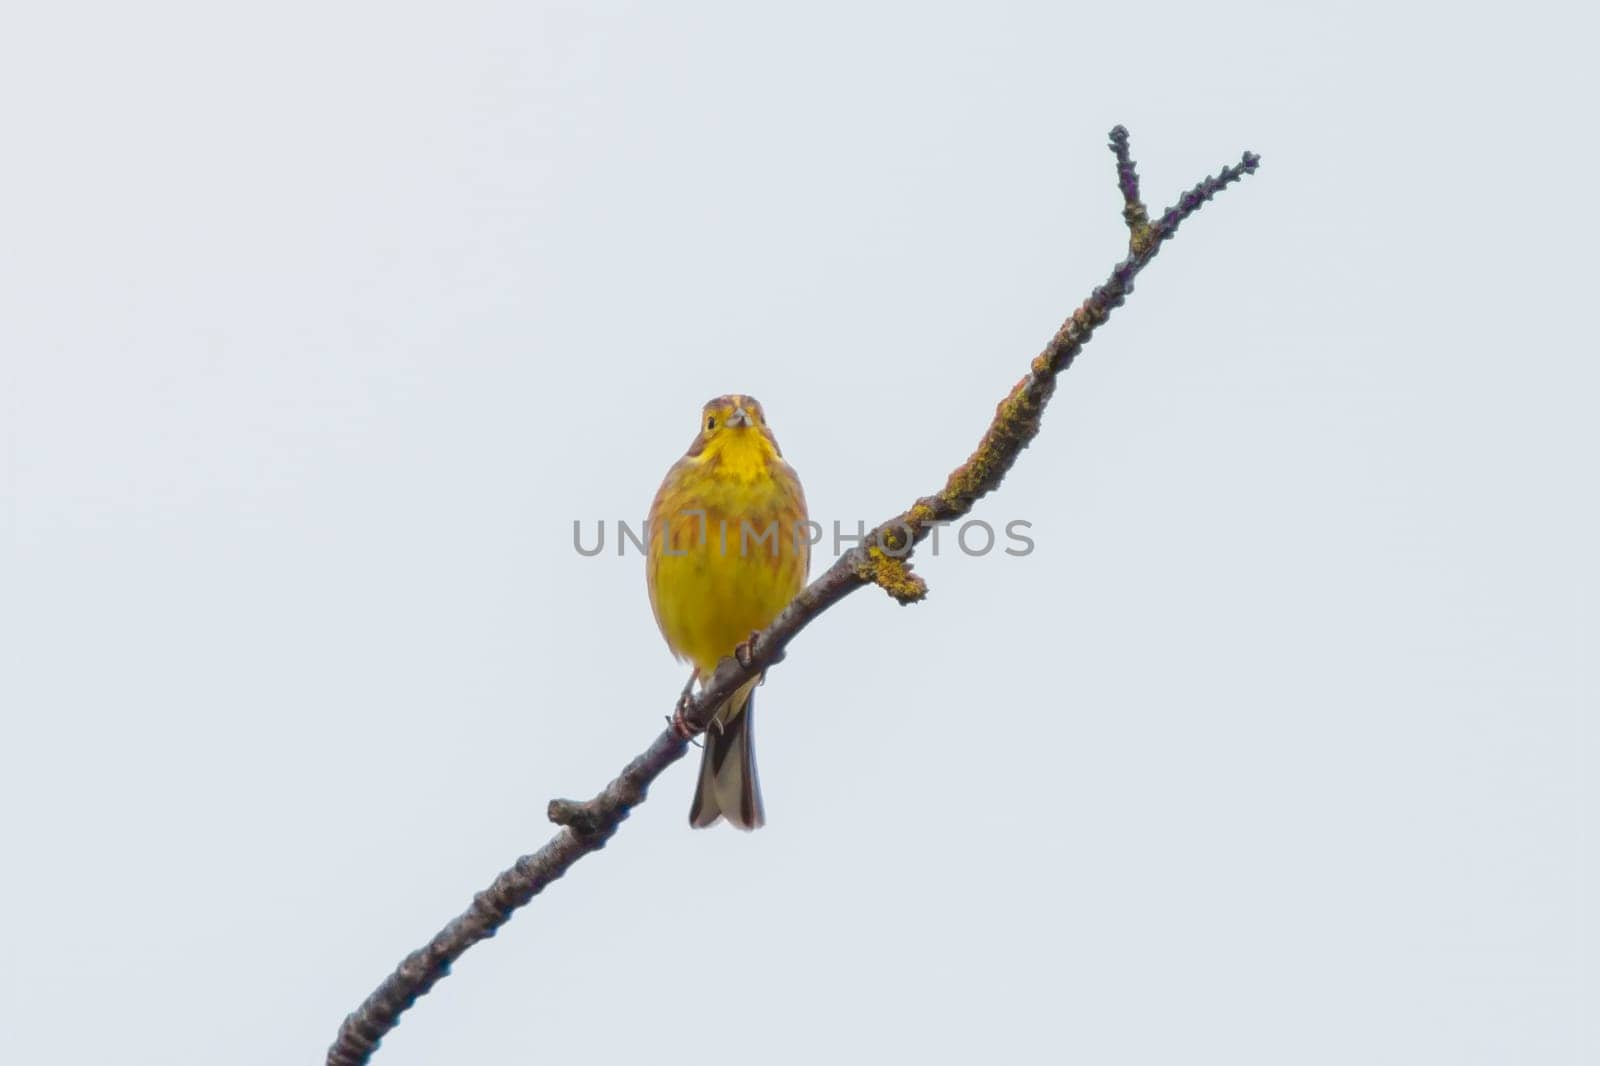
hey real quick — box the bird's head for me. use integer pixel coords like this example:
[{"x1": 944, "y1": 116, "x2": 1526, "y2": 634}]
[
  {"x1": 690, "y1": 394, "x2": 782, "y2": 461},
  {"x1": 703, "y1": 394, "x2": 764, "y2": 433}
]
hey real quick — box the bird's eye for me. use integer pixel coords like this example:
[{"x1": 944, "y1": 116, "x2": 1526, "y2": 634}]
[{"x1": 706, "y1": 416, "x2": 716, "y2": 430}]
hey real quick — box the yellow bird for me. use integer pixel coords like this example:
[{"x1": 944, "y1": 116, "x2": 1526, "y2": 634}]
[{"x1": 647, "y1": 394, "x2": 810, "y2": 829}]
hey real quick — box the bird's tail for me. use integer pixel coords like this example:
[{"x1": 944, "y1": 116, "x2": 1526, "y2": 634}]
[{"x1": 690, "y1": 676, "x2": 765, "y2": 830}]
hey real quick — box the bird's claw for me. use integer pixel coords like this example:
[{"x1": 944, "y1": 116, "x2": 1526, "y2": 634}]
[
  {"x1": 668, "y1": 710, "x2": 703, "y2": 746},
  {"x1": 669, "y1": 686, "x2": 698, "y2": 741},
  {"x1": 734, "y1": 631, "x2": 763, "y2": 669},
  {"x1": 667, "y1": 670, "x2": 701, "y2": 741}
]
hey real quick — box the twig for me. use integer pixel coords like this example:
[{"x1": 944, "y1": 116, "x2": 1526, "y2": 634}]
[{"x1": 327, "y1": 125, "x2": 1259, "y2": 1066}]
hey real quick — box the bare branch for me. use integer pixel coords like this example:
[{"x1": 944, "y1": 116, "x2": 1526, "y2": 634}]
[
  {"x1": 327, "y1": 127, "x2": 1260, "y2": 1066},
  {"x1": 1109, "y1": 124, "x2": 1151, "y2": 248}
]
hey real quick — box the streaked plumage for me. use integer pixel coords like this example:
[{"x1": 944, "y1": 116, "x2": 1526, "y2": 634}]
[{"x1": 646, "y1": 394, "x2": 809, "y2": 829}]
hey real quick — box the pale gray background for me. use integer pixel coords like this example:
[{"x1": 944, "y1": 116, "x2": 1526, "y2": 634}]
[{"x1": 1, "y1": 3, "x2": 1593, "y2": 1064}]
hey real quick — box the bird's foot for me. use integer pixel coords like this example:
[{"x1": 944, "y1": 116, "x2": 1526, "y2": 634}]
[
  {"x1": 734, "y1": 631, "x2": 764, "y2": 669},
  {"x1": 668, "y1": 677, "x2": 699, "y2": 741}
]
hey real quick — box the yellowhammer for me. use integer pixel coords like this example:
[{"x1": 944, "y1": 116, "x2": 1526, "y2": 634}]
[{"x1": 647, "y1": 394, "x2": 810, "y2": 829}]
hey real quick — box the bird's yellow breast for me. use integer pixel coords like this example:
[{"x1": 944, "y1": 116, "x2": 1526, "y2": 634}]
[{"x1": 647, "y1": 431, "x2": 809, "y2": 677}]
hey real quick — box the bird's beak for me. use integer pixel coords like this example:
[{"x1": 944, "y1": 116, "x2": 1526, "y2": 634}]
[{"x1": 727, "y1": 406, "x2": 751, "y2": 428}]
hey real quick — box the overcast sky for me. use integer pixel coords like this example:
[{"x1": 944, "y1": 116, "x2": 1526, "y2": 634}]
[{"x1": 2, "y1": 3, "x2": 1594, "y2": 1064}]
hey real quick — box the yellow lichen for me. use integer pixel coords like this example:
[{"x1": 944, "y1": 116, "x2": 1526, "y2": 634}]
[
  {"x1": 1128, "y1": 221, "x2": 1155, "y2": 255},
  {"x1": 856, "y1": 546, "x2": 928, "y2": 605}
]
